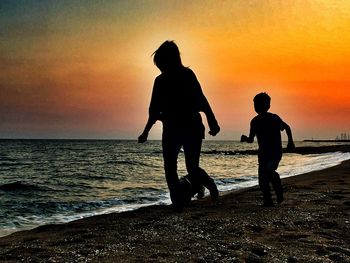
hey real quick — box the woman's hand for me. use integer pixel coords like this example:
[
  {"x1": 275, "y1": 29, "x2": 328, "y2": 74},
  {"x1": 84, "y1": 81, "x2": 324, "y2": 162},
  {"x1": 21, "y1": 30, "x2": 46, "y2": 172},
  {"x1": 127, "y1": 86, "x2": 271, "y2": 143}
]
[
  {"x1": 138, "y1": 132, "x2": 148, "y2": 143},
  {"x1": 209, "y1": 124, "x2": 220, "y2": 136}
]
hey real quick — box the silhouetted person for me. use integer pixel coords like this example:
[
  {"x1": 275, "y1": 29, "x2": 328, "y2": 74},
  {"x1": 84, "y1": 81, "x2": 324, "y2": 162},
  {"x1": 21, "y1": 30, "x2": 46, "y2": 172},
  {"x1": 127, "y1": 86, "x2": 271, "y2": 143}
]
[
  {"x1": 138, "y1": 40, "x2": 220, "y2": 211},
  {"x1": 241, "y1": 92, "x2": 295, "y2": 206}
]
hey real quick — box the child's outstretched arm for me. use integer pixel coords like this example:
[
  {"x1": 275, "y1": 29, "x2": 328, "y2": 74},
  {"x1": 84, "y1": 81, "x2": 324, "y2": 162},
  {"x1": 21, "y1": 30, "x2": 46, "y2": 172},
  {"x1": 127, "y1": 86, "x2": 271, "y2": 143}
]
[{"x1": 282, "y1": 121, "x2": 295, "y2": 150}]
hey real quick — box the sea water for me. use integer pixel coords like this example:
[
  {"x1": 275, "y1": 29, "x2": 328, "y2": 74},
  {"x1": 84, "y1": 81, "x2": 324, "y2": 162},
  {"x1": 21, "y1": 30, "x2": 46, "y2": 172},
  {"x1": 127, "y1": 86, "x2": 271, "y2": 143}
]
[{"x1": 1, "y1": 139, "x2": 350, "y2": 237}]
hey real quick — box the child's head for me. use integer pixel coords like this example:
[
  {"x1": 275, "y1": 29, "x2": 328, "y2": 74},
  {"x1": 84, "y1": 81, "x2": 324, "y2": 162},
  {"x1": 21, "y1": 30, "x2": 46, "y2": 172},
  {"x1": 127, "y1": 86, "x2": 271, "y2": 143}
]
[
  {"x1": 153, "y1": 41, "x2": 183, "y2": 72},
  {"x1": 253, "y1": 92, "x2": 271, "y2": 114}
]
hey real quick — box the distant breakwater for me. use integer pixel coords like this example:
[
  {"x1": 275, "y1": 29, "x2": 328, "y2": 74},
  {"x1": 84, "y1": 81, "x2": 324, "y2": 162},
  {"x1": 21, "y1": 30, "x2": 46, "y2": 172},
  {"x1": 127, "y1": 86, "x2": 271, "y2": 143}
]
[{"x1": 201, "y1": 144, "x2": 350, "y2": 156}]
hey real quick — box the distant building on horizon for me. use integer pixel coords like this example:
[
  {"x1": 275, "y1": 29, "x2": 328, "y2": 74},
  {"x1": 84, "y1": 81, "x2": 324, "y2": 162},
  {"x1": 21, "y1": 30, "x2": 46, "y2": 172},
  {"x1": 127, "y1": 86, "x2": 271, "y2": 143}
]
[{"x1": 335, "y1": 133, "x2": 350, "y2": 141}]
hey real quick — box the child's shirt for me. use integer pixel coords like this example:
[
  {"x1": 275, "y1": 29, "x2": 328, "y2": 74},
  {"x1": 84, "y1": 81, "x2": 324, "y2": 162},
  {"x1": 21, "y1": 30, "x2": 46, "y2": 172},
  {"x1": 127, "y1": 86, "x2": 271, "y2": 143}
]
[{"x1": 250, "y1": 112, "x2": 286, "y2": 161}]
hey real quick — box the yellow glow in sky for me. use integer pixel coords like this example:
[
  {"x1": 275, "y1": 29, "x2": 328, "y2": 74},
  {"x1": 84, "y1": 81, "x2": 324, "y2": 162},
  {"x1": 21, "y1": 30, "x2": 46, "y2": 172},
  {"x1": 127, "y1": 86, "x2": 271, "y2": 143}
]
[{"x1": 1, "y1": 1, "x2": 349, "y2": 139}]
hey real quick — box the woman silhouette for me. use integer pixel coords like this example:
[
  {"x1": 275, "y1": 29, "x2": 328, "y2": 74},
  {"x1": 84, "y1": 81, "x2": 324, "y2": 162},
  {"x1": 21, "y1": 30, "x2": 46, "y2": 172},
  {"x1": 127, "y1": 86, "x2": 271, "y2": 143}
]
[{"x1": 138, "y1": 41, "x2": 220, "y2": 211}]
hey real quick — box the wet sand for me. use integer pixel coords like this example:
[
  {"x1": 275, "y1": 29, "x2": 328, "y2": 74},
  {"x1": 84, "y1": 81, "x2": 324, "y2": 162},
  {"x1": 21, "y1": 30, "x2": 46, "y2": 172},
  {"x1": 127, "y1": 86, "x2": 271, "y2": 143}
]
[{"x1": 1, "y1": 145, "x2": 350, "y2": 262}]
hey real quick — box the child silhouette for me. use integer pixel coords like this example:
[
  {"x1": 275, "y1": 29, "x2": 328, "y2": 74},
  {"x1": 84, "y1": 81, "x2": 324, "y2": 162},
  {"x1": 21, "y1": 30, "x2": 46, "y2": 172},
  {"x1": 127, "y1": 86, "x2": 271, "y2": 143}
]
[
  {"x1": 138, "y1": 41, "x2": 220, "y2": 211},
  {"x1": 241, "y1": 92, "x2": 295, "y2": 206}
]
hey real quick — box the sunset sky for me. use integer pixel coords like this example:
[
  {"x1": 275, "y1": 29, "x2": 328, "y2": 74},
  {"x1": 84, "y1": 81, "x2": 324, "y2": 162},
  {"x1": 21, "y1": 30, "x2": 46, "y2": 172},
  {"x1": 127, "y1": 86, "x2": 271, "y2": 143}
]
[{"x1": 1, "y1": 0, "x2": 350, "y2": 140}]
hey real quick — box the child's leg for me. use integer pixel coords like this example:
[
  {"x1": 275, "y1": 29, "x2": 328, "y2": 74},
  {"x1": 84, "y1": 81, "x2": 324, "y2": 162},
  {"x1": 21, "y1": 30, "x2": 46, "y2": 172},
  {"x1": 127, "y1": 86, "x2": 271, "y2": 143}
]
[
  {"x1": 258, "y1": 166, "x2": 273, "y2": 206},
  {"x1": 267, "y1": 159, "x2": 283, "y2": 203},
  {"x1": 270, "y1": 171, "x2": 283, "y2": 203}
]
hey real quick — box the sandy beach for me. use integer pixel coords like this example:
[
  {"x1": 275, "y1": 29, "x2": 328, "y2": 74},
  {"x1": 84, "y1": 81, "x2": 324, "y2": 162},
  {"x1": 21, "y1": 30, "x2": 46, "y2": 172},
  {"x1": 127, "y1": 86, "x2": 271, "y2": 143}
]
[{"x1": 1, "y1": 145, "x2": 350, "y2": 263}]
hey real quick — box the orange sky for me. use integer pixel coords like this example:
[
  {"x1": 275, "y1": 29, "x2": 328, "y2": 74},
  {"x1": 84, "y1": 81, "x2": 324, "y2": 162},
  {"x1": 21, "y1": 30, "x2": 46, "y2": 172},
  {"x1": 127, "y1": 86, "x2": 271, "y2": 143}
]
[{"x1": 1, "y1": 0, "x2": 350, "y2": 139}]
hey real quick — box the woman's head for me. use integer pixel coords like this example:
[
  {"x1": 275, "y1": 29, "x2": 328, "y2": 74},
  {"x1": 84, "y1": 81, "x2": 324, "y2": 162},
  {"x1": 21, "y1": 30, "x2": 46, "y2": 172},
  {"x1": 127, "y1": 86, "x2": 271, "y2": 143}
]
[{"x1": 153, "y1": 41, "x2": 183, "y2": 72}]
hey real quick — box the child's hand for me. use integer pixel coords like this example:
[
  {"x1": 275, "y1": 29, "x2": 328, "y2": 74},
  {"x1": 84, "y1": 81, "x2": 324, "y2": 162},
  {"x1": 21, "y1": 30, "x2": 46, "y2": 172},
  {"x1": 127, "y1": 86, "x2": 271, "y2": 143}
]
[
  {"x1": 209, "y1": 124, "x2": 220, "y2": 136},
  {"x1": 287, "y1": 141, "x2": 295, "y2": 151},
  {"x1": 240, "y1": 135, "x2": 248, "y2": 142},
  {"x1": 138, "y1": 132, "x2": 148, "y2": 143}
]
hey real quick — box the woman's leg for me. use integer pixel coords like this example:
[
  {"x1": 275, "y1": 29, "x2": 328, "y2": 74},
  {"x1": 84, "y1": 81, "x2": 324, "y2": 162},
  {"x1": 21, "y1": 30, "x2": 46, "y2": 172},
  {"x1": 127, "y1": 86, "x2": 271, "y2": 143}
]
[
  {"x1": 162, "y1": 131, "x2": 189, "y2": 210},
  {"x1": 162, "y1": 133, "x2": 182, "y2": 193},
  {"x1": 183, "y1": 137, "x2": 219, "y2": 200},
  {"x1": 198, "y1": 167, "x2": 219, "y2": 200},
  {"x1": 183, "y1": 136, "x2": 202, "y2": 176}
]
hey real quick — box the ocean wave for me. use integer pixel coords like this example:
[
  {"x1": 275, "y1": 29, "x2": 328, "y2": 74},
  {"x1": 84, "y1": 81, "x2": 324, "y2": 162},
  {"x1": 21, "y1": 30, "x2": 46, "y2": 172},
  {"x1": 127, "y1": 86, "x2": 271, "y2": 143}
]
[
  {"x1": 71, "y1": 173, "x2": 116, "y2": 181},
  {"x1": 0, "y1": 181, "x2": 44, "y2": 192},
  {"x1": 0, "y1": 198, "x2": 171, "y2": 238},
  {"x1": 280, "y1": 151, "x2": 350, "y2": 179},
  {"x1": 152, "y1": 151, "x2": 163, "y2": 154},
  {"x1": 0, "y1": 156, "x2": 17, "y2": 162},
  {"x1": 217, "y1": 177, "x2": 252, "y2": 185},
  {"x1": 202, "y1": 150, "x2": 256, "y2": 155},
  {"x1": 107, "y1": 160, "x2": 160, "y2": 167},
  {"x1": 0, "y1": 162, "x2": 32, "y2": 167},
  {"x1": 107, "y1": 160, "x2": 139, "y2": 165},
  {"x1": 121, "y1": 186, "x2": 163, "y2": 192}
]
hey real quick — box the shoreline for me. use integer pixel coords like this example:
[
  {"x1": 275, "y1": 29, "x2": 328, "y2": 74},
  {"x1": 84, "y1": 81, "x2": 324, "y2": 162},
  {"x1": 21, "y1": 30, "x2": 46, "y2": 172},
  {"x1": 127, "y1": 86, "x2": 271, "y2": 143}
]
[
  {"x1": 1, "y1": 146, "x2": 350, "y2": 262},
  {"x1": 1, "y1": 145, "x2": 349, "y2": 239}
]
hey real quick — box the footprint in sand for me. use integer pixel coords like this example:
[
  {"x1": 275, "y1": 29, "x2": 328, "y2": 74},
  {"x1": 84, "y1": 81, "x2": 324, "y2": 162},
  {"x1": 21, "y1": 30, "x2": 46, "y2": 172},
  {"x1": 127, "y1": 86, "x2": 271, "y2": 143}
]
[
  {"x1": 245, "y1": 224, "x2": 264, "y2": 233},
  {"x1": 311, "y1": 199, "x2": 328, "y2": 204},
  {"x1": 318, "y1": 221, "x2": 338, "y2": 229},
  {"x1": 280, "y1": 233, "x2": 309, "y2": 240},
  {"x1": 343, "y1": 200, "x2": 350, "y2": 206},
  {"x1": 327, "y1": 194, "x2": 346, "y2": 200}
]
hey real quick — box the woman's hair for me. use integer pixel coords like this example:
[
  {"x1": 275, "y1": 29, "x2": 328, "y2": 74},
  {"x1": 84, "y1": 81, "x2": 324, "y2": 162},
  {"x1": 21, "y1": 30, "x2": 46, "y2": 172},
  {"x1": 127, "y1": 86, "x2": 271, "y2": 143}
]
[{"x1": 153, "y1": 41, "x2": 183, "y2": 71}]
